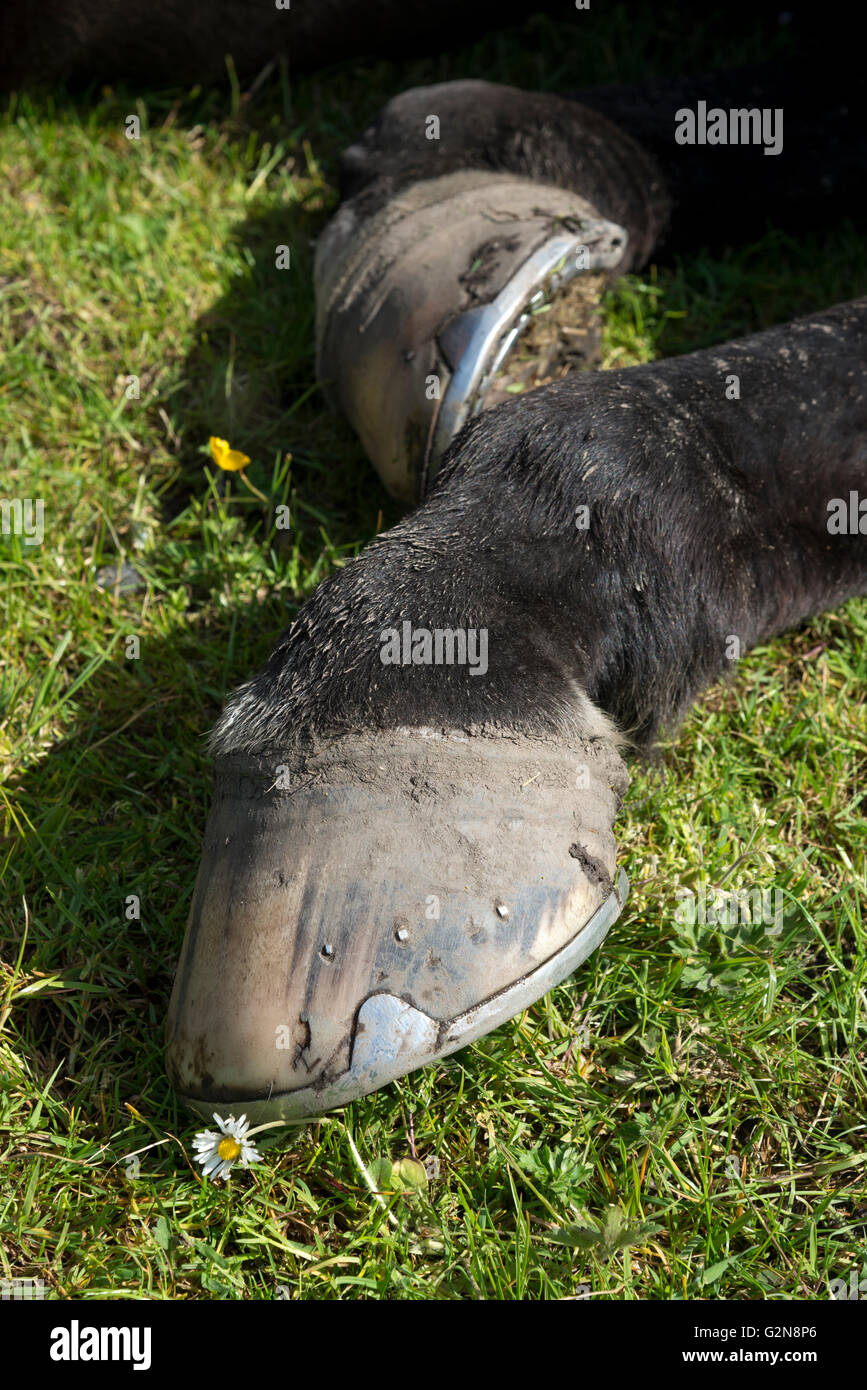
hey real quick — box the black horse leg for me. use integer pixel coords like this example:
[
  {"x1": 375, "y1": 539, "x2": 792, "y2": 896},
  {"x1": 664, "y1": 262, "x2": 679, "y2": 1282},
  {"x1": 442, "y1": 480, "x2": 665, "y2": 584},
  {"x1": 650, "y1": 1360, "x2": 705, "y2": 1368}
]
[{"x1": 166, "y1": 297, "x2": 867, "y2": 1120}]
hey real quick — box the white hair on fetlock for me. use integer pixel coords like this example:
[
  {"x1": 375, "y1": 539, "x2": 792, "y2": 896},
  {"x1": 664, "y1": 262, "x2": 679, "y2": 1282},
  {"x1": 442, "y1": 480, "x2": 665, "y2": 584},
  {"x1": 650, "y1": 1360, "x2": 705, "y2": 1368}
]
[{"x1": 208, "y1": 670, "x2": 625, "y2": 758}]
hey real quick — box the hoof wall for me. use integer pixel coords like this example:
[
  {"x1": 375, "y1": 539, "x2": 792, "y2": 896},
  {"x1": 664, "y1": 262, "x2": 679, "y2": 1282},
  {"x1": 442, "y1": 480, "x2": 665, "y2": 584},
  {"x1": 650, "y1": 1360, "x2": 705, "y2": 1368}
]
[
  {"x1": 315, "y1": 171, "x2": 627, "y2": 501},
  {"x1": 166, "y1": 729, "x2": 628, "y2": 1122}
]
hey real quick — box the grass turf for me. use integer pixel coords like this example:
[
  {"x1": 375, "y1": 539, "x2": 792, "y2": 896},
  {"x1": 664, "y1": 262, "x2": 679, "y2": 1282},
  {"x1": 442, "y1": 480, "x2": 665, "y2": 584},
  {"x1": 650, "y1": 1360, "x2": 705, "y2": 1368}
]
[{"x1": 1, "y1": 6, "x2": 865, "y2": 1300}]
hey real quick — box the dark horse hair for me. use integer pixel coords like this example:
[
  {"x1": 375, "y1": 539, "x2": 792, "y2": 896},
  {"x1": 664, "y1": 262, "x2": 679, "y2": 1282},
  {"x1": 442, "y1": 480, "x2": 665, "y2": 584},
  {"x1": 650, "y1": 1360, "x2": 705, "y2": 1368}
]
[{"x1": 212, "y1": 298, "x2": 867, "y2": 756}]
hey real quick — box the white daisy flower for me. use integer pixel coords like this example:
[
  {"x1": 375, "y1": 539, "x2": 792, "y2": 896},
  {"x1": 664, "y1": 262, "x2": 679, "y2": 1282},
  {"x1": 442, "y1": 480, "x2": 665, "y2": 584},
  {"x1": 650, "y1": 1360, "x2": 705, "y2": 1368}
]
[{"x1": 192, "y1": 1113, "x2": 261, "y2": 1181}]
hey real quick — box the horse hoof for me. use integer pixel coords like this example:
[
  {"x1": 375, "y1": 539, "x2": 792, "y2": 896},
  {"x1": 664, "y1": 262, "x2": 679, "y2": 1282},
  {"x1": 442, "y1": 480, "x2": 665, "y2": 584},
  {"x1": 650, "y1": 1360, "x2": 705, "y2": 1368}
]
[
  {"x1": 315, "y1": 170, "x2": 627, "y2": 502},
  {"x1": 165, "y1": 729, "x2": 628, "y2": 1123}
]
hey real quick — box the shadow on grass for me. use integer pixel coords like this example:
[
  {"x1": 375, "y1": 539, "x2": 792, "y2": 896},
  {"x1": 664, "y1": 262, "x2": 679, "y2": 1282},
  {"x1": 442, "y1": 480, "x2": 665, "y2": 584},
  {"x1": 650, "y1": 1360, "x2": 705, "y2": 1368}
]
[
  {"x1": 3, "y1": 601, "x2": 274, "y2": 1140},
  {"x1": 2, "y1": 182, "x2": 397, "y2": 1146}
]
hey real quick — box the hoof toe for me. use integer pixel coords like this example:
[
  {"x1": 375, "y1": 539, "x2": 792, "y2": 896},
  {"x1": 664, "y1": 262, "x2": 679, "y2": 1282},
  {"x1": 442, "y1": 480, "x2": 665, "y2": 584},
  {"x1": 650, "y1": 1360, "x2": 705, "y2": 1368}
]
[{"x1": 165, "y1": 729, "x2": 628, "y2": 1122}]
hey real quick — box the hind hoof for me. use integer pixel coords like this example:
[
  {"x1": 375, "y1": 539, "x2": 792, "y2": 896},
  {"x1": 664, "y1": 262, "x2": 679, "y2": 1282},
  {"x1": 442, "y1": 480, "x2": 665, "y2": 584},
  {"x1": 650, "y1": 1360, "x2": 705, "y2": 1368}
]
[{"x1": 315, "y1": 170, "x2": 627, "y2": 502}]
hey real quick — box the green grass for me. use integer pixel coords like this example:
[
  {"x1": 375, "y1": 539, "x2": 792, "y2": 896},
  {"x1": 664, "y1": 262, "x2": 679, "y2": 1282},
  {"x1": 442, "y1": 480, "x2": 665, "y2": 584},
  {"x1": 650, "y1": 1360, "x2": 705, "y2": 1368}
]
[{"x1": 1, "y1": 8, "x2": 865, "y2": 1301}]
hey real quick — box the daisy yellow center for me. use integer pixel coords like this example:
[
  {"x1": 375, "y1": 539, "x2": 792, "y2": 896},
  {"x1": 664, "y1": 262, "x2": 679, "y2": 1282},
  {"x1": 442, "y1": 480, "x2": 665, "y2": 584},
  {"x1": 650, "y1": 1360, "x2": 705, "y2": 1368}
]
[{"x1": 217, "y1": 1137, "x2": 241, "y2": 1161}]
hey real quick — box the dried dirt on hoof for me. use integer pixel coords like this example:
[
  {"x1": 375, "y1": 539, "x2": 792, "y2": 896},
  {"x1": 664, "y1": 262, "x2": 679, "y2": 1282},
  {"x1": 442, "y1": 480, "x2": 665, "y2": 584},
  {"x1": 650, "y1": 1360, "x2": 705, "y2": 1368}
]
[{"x1": 483, "y1": 271, "x2": 607, "y2": 413}]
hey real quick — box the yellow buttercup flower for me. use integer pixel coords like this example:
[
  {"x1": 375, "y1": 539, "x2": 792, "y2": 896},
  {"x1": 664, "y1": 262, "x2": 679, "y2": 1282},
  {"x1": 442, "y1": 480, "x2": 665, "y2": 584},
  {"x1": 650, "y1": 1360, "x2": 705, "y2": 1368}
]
[{"x1": 209, "y1": 436, "x2": 251, "y2": 472}]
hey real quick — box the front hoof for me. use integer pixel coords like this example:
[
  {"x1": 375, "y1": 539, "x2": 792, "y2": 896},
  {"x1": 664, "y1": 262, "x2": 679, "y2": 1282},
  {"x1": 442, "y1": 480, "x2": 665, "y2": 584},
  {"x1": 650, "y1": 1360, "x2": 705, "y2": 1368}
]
[{"x1": 165, "y1": 729, "x2": 628, "y2": 1123}]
